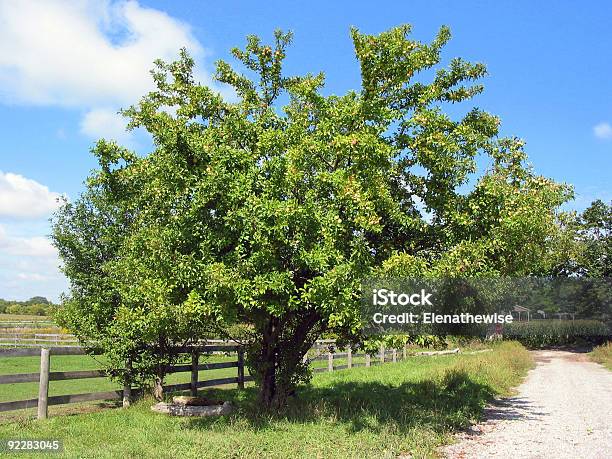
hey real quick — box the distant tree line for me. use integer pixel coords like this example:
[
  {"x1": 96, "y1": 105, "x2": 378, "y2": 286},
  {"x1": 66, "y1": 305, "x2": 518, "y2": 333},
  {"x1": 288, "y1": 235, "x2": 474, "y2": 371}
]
[
  {"x1": 0, "y1": 296, "x2": 58, "y2": 316},
  {"x1": 571, "y1": 199, "x2": 611, "y2": 277}
]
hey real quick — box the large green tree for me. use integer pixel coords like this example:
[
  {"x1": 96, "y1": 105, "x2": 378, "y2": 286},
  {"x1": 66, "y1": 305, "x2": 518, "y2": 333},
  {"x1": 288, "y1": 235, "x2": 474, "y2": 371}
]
[{"x1": 53, "y1": 25, "x2": 570, "y2": 408}]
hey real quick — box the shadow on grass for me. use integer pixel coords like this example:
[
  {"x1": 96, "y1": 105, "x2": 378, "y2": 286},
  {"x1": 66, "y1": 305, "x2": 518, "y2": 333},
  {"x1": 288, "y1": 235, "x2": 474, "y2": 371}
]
[{"x1": 184, "y1": 370, "x2": 504, "y2": 436}]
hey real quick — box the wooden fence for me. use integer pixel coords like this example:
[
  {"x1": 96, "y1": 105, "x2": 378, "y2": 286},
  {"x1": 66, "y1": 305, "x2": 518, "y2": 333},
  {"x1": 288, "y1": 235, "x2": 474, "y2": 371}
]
[
  {"x1": 0, "y1": 344, "x2": 250, "y2": 419},
  {"x1": 0, "y1": 321, "x2": 57, "y2": 330},
  {"x1": 0, "y1": 332, "x2": 78, "y2": 347},
  {"x1": 0, "y1": 319, "x2": 74, "y2": 348},
  {"x1": 0, "y1": 341, "x2": 412, "y2": 419},
  {"x1": 308, "y1": 343, "x2": 405, "y2": 372}
]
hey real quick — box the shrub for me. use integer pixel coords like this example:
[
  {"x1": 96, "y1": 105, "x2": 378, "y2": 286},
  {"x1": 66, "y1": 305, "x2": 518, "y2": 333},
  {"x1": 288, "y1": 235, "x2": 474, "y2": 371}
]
[{"x1": 504, "y1": 319, "x2": 610, "y2": 347}]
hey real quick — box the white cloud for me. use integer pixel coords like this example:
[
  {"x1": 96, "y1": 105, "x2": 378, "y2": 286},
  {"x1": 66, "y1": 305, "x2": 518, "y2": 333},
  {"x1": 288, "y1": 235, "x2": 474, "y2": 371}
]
[
  {"x1": 17, "y1": 272, "x2": 52, "y2": 282},
  {"x1": 6, "y1": 237, "x2": 57, "y2": 258},
  {"x1": 0, "y1": 224, "x2": 66, "y2": 301},
  {"x1": 593, "y1": 122, "x2": 612, "y2": 140},
  {"x1": 0, "y1": 0, "x2": 224, "y2": 142},
  {"x1": 0, "y1": 224, "x2": 57, "y2": 257},
  {"x1": 80, "y1": 107, "x2": 131, "y2": 142},
  {"x1": 0, "y1": 0, "x2": 207, "y2": 107},
  {"x1": 0, "y1": 171, "x2": 62, "y2": 219}
]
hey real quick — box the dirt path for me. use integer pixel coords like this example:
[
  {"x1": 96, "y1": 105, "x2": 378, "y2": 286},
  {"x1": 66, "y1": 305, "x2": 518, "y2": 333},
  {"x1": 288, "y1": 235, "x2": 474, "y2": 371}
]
[{"x1": 443, "y1": 350, "x2": 612, "y2": 459}]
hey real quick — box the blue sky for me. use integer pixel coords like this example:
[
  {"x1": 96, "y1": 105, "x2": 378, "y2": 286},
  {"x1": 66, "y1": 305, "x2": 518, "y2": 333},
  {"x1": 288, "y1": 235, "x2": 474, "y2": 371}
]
[{"x1": 0, "y1": 0, "x2": 610, "y2": 302}]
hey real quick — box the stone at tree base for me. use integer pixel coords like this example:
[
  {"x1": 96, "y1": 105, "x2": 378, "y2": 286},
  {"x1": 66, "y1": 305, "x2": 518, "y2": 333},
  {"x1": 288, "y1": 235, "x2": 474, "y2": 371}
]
[
  {"x1": 151, "y1": 401, "x2": 232, "y2": 417},
  {"x1": 172, "y1": 396, "x2": 223, "y2": 406}
]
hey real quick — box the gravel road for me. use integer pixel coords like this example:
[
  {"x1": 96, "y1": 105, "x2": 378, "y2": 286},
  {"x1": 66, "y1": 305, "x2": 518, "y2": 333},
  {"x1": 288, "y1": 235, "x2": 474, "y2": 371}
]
[{"x1": 443, "y1": 350, "x2": 612, "y2": 459}]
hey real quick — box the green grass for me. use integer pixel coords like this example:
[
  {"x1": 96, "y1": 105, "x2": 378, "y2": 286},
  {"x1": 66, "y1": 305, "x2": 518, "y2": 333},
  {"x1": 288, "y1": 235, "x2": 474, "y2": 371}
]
[
  {"x1": 0, "y1": 341, "x2": 532, "y2": 458},
  {"x1": 590, "y1": 342, "x2": 612, "y2": 370}
]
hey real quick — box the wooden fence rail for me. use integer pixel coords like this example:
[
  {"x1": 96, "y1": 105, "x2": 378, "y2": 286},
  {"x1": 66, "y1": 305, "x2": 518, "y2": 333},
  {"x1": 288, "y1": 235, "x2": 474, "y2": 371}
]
[
  {"x1": 0, "y1": 344, "x2": 246, "y2": 418},
  {"x1": 0, "y1": 332, "x2": 79, "y2": 348},
  {"x1": 0, "y1": 321, "x2": 56, "y2": 328},
  {"x1": 0, "y1": 341, "x2": 415, "y2": 419}
]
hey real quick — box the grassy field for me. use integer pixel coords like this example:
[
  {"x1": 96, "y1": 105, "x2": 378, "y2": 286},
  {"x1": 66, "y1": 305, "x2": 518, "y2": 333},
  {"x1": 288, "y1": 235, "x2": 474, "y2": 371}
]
[
  {"x1": 0, "y1": 341, "x2": 532, "y2": 458},
  {"x1": 590, "y1": 342, "x2": 612, "y2": 370}
]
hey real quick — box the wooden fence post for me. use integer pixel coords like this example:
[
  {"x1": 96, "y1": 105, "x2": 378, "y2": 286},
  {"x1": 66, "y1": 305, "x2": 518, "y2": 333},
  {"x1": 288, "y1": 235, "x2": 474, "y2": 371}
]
[
  {"x1": 347, "y1": 347, "x2": 352, "y2": 369},
  {"x1": 403, "y1": 344, "x2": 407, "y2": 360},
  {"x1": 190, "y1": 351, "x2": 199, "y2": 396},
  {"x1": 380, "y1": 344, "x2": 385, "y2": 364},
  {"x1": 123, "y1": 358, "x2": 132, "y2": 407},
  {"x1": 392, "y1": 348, "x2": 397, "y2": 363},
  {"x1": 122, "y1": 383, "x2": 131, "y2": 407},
  {"x1": 153, "y1": 365, "x2": 164, "y2": 401},
  {"x1": 37, "y1": 348, "x2": 50, "y2": 420},
  {"x1": 365, "y1": 353, "x2": 371, "y2": 367},
  {"x1": 328, "y1": 351, "x2": 334, "y2": 372},
  {"x1": 237, "y1": 348, "x2": 245, "y2": 389}
]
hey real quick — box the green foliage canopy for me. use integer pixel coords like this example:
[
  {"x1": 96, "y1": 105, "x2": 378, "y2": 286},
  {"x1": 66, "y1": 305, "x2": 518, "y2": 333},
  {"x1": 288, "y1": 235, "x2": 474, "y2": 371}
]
[{"x1": 52, "y1": 25, "x2": 571, "y2": 407}]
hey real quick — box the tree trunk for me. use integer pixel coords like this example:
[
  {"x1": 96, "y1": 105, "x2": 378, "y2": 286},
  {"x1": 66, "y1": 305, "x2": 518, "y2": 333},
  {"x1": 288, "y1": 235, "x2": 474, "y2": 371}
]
[
  {"x1": 255, "y1": 311, "x2": 322, "y2": 409},
  {"x1": 259, "y1": 355, "x2": 277, "y2": 407},
  {"x1": 257, "y1": 317, "x2": 278, "y2": 407}
]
